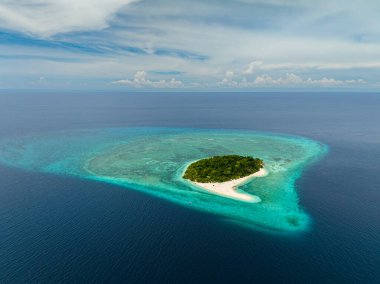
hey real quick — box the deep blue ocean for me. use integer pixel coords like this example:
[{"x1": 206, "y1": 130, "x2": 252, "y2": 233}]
[{"x1": 0, "y1": 92, "x2": 379, "y2": 283}]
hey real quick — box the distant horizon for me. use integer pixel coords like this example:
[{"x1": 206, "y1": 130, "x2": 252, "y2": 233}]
[{"x1": 1, "y1": 89, "x2": 379, "y2": 94}]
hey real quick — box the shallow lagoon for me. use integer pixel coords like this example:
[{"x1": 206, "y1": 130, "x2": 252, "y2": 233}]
[{"x1": 0, "y1": 127, "x2": 326, "y2": 232}]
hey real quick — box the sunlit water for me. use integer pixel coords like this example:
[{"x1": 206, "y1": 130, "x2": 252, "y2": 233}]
[
  {"x1": 1, "y1": 92, "x2": 379, "y2": 283},
  {"x1": 0, "y1": 128, "x2": 326, "y2": 232}
]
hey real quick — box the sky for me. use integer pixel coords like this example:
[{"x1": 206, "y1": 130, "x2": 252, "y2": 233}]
[{"x1": 0, "y1": 0, "x2": 379, "y2": 91}]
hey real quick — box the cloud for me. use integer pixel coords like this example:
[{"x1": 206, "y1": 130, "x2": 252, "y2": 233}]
[
  {"x1": 253, "y1": 73, "x2": 302, "y2": 85},
  {"x1": 220, "y1": 70, "x2": 236, "y2": 85},
  {"x1": 0, "y1": 0, "x2": 137, "y2": 37},
  {"x1": 1, "y1": 0, "x2": 379, "y2": 89},
  {"x1": 114, "y1": 70, "x2": 366, "y2": 89},
  {"x1": 219, "y1": 72, "x2": 366, "y2": 88},
  {"x1": 113, "y1": 71, "x2": 184, "y2": 88},
  {"x1": 242, "y1": 61, "x2": 264, "y2": 74},
  {"x1": 253, "y1": 73, "x2": 366, "y2": 86},
  {"x1": 242, "y1": 60, "x2": 380, "y2": 73}
]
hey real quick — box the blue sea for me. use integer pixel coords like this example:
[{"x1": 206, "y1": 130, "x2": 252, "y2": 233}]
[{"x1": 0, "y1": 92, "x2": 379, "y2": 283}]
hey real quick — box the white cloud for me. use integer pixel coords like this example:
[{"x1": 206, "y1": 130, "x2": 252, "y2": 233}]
[
  {"x1": 1, "y1": 0, "x2": 379, "y2": 89},
  {"x1": 242, "y1": 61, "x2": 380, "y2": 73},
  {"x1": 253, "y1": 73, "x2": 304, "y2": 85},
  {"x1": 113, "y1": 71, "x2": 184, "y2": 88},
  {"x1": 219, "y1": 72, "x2": 366, "y2": 88},
  {"x1": 0, "y1": 0, "x2": 137, "y2": 37},
  {"x1": 253, "y1": 73, "x2": 366, "y2": 86},
  {"x1": 242, "y1": 61, "x2": 264, "y2": 74},
  {"x1": 220, "y1": 70, "x2": 237, "y2": 86}
]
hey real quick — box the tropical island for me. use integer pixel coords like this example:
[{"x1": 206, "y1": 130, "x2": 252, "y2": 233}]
[
  {"x1": 183, "y1": 155, "x2": 267, "y2": 202},
  {"x1": 0, "y1": 128, "x2": 326, "y2": 231}
]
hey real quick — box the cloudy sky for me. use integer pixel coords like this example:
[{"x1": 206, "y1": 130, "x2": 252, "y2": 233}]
[{"x1": 0, "y1": 0, "x2": 379, "y2": 90}]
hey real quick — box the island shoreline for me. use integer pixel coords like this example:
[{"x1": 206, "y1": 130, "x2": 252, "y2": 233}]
[{"x1": 185, "y1": 166, "x2": 268, "y2": 203}]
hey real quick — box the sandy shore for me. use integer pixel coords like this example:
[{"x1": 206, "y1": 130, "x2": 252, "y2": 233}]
[{"x1": 190, "y1": 168, "x2": 268, "y2": 203}]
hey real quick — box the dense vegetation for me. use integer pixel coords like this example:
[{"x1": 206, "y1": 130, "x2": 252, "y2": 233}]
[{"x1": 183, "y1": 155, "x2": 264, "y2": 183}]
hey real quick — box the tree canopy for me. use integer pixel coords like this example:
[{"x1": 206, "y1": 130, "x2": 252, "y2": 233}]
[{"x1": 183, "y1": 155, "x2": 264, "y2": 183}]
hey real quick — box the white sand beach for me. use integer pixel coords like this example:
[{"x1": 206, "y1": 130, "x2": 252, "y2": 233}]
[{"x1": 191, "y1": 168, "x2": 268, "y2": 203}]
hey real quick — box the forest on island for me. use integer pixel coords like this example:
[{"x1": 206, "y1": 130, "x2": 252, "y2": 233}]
[{"x1": 184, "y1": 155, "x2": 264, "y2": 183}]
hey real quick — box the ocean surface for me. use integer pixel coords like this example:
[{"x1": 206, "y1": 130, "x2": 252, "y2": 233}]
[
  {"x1": 0, "y1": 92, "x2": 379, "y2": 283},
  {"x1": 0, "y1": 128, "x2": 326, "y2": 233}
]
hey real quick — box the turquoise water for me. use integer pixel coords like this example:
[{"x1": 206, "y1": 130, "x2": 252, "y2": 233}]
[{"x1": 0, "y1": 127, "x2": 326, "y2": 232}]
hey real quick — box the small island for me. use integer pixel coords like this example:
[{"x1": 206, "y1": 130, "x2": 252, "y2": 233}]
[{"x1": 183, "y1": 155, "x2": 267, "y2": 202}]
